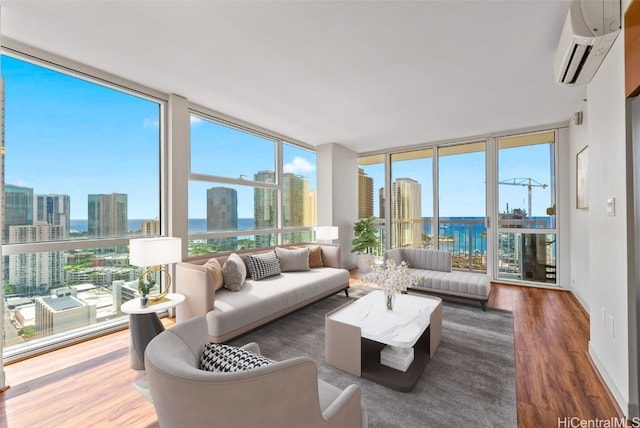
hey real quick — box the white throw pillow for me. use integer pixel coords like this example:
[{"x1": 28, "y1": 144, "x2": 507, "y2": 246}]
[
  {"x1": 222, "y1": 253, "x2": 247, "y2": 291},
  {"x1": 275, "y1": 247, "x2": 310, "y2": 272}
]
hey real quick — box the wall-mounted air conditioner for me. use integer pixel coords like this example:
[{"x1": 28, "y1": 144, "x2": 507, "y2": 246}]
[{"x1": 554, "y1": 0, "x2": 621, "y2": 87}]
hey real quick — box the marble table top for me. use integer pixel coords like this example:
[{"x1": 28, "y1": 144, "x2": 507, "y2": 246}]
[{"x1": 328, "y1": 290, "x2": 439, "y2": 347}]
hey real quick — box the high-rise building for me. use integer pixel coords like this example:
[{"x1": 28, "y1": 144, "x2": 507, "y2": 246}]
[
  {"x1": 141, "y1": 217, "x2": 160, "y2": 236},
  {"x1": 283, "y1": 172, "x2": 306, "y2": 243},
  {"x1": 254, "y1": 171, "x2": 276, "y2": 248},
  {"x1": 391, "y1": 178, "x2": 422, "y2": 248},
  {"x1": 379, "y1": 187, "x2": 385, "y2": 219},
  {"x1": 283, "y1": 173, "x2": 305, "y2": 227},
  {"x1": 34, "y1": 194, "x2": 71, "y2": 238},
  {"x1": 358, "y1": 168, "x2": 374, "y2": 219},
  {"x1": 88, "y1": 193, "x2": 128, "y2": 238},
  {"x1": 304, "y1": 188, "x2": 317, "y2": 227},
  {"x1": 8, "y1": 222, "x2": 66, "y2": 290},
  {"x1": 4, "y1": 184, "x2": 33, "y2": 242},
  {"x1": 254, "y1": 170, "x2": 276, "y2": 228},
  {"x1": 207, "y1": 187, "x2": 238, "y2": 251}
]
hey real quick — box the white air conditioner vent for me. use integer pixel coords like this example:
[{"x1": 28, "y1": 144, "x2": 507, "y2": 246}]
[{"x1": 554, "y1": 0, "x2": 621, "y2": 87}]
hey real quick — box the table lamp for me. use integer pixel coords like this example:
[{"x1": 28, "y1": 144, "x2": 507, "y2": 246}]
[
  {"x1": 315, "y1": 226, "x2": 339, "y2": 244},
  {"x1": 129, "y1": 236, "x2": 182, "y2": 305}
]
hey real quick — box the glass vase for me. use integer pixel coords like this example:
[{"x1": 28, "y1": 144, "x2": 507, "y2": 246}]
[{"x1": 385, "y1": 293, "x2": 395, "y2": 311}]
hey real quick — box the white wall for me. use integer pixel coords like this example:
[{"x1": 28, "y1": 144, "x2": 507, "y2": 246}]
[
  {"x1": 316, "y1": 143, "x2": 358, "y2": 268},
  {"x1": 585, "y1": 25, "x2": 633, "y2": 413},
  {"x1": 568, "y1": 101, "x2": 591, "y2": 310}
]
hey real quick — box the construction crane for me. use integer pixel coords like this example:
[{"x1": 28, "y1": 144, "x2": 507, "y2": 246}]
[{"x1": 498, "y1": 178, "x2": 547, "y2": 218}]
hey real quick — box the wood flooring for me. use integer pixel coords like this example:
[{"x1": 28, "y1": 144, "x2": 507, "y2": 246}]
[{"x1": 0, "y1": 277, "x2": 622, "y2": 427}]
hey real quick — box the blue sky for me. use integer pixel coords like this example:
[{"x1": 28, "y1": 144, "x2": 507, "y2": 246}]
[
  {"x1": 362, "y1": 142, "x2": 553, "y2": 218},
  {"x1": 3, "y1": 53, "x2": 549, "y2": 221},
  {"x1": 3, "y1": 55, "x2": 160, "y2": 220},
  {"x1": 2, "y1": 54, "x2": 317, "y2": 220},
  {"x1": 189, "y1": 118, "x2": 317, "y2": 218}
]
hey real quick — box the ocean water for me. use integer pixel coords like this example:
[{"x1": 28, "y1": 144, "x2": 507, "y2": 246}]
[
  {"x1": 70, "y1": 216, "x2": 551, "y2": 255},
  {"x1": 69, "y1": 218, "x2": 255, "y2": 233}
]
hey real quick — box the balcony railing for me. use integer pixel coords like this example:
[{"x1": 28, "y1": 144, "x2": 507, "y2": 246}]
[
  {"x1": 374, "y1": 216, "x2": 557, "y2": 284},
  {"x1": 376, "y1": 217, "x2": 487, "y2": 273}
]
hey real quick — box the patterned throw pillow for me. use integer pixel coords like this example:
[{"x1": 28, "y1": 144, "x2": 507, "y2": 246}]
[
  {"x1": 245, "y1": 251, "x2": 281, "y2": 280},
  {"x1": 200, "y1": 343, "x2": 274, "y2": 372}
]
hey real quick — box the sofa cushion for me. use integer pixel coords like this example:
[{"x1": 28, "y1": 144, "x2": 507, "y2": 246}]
[
  {"x1": 204, "y1": 257, "x2": 224, "y2": 292},
  {"x1": 200, "y1": 343, "x2": 274, "y2": 372},
  {"x1": 276, "y1": 247, "x2": 310, "y2": 272},
  {"x1": 308, "y1": 245, "x2": 324, "y2": 268},
  {"x1": 401, "y1": 248, "x2": 452, "y2": 272},
  {"x1": 245, "y1": 251, "x2": 281, "y2": 280},
  {"x1": 222, "y1": 253, "x2": 247, "y2": 291},
  {"x1": 207, "y1": 268, "x2": 350, "y2": 340}
]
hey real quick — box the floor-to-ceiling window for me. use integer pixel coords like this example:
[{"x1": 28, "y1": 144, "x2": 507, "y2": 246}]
[
  {"x1": 497, "y1": 131, "x2": 557, "y2": 285},
  {"x1": 1, "y1": 53, "x2": 163, "y2": 359},
  {"x1": 187, "y1": 113, "x2": 317, "y2": 255},
  {"x1": 360, "y1": 130, "x2": 557, "y2": 284},
  {"x1": 389, "y1": 149, "x2": 434, "y2": 250},
  {"x1": 357, "y1": 155, "x2": 385, "y2": 253},
  {"x1": 438, "y1": 142, "x2": 487, "y2": 272}
]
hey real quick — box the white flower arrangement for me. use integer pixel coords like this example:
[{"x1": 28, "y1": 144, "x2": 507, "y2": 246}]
[{"x1": 361, "y1": 258, "x2": 420, "y2": 296}]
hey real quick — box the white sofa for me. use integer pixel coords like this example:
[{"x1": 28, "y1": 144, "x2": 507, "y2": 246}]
[
  {"x1": 176, "y1": 244, "x2": 350, "y2": 343},
  {"x1": 384, "y1": 248, "x2": 491, "y2": 310}
]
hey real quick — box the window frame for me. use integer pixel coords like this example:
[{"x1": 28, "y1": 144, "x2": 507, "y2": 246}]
[
  {"x1": 1, "y1": 46, "x2": 168, "y2": 362},
  {"x1": 186, "y1": 108, "x2": 317, "y2": 252}
]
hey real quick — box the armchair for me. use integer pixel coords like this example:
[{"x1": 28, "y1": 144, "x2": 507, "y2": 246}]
[{"x1": 144, "y1": 316, "x2": 366, "y2": 428}]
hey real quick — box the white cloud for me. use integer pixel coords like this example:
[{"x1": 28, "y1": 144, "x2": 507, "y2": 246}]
[
  {"x1": 143, "y1": 118, "x2": 159, "y2": 129},
  {"x1": 190, "y1": 116, "x2": 203, "y2": 125},
  {"x1": 284, "y1": 156, "x2": 315, "y2": 174}
]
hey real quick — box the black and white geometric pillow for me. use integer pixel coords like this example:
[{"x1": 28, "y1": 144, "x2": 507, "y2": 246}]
[
  {"x1": 245, "y1": 251, "x2": 281, "y2": 280},
  {"x1": 200, "y1": 343, "x2": 274, "y2": 372}
]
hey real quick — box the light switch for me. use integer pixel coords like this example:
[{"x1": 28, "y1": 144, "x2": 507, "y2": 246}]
[{"x1": 607, "y1": 198, "x2": 615, "y2": 216}]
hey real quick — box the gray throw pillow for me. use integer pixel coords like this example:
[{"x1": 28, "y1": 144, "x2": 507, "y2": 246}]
[
  {"x1": 222, "y1": 253, "x2": 246, "y2": 291},
  {"x1": 275, "y1": 247, "x2": 310, "y2": 272}
]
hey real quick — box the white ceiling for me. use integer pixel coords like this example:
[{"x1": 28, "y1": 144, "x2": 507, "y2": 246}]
[{"x1": 1, "y1": 0, "x2": 586, "y2": 154}]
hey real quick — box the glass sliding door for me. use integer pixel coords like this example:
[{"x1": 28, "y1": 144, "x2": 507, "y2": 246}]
[
  {"x1": 497, "y1": 131, "x2": 557, "y2": 285},
  {"x1": 438, "y1": 142, "x2": 487, "y2": 273},
  {"x1": 390, "y1": 149, "x2": 434, "y2": 249}
]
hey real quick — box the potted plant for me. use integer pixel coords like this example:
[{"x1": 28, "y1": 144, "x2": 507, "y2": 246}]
[
  {"x1": 351, "y1": 216, "x2": 379, "y2": 273},
  {"x1": 138, "y1": 272, "x2": 156, "y2": 308}
]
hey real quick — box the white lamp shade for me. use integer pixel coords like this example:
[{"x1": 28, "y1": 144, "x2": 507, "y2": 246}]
[
  {"x1": 129, "y1": 236, "x2": 182, "y2": 267},
  {"x1": 315, "y1": 226, "x2": 339, "y2": 241}
]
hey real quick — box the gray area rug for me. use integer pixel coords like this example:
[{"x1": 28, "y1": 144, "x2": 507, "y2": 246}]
[{"x1": 230, "y1": 287, "x2": 516, "y2": 428}]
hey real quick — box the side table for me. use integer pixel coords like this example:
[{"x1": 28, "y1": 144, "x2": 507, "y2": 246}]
[{"x1": 121, "y1": 293, "x2": 185, "y2": 371}]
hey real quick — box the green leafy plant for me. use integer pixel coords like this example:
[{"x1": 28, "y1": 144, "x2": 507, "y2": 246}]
[
  {"x1": 351, "y1": 216, "x2": 379, "y2": 254},
  {"x1": 138, "y1": 272, "x2": 156, "y2": 297}
]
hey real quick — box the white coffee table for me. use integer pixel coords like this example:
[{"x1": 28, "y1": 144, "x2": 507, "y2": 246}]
[{"x1": 325, "y1": 290, "x2": 442, "y2": 392}]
